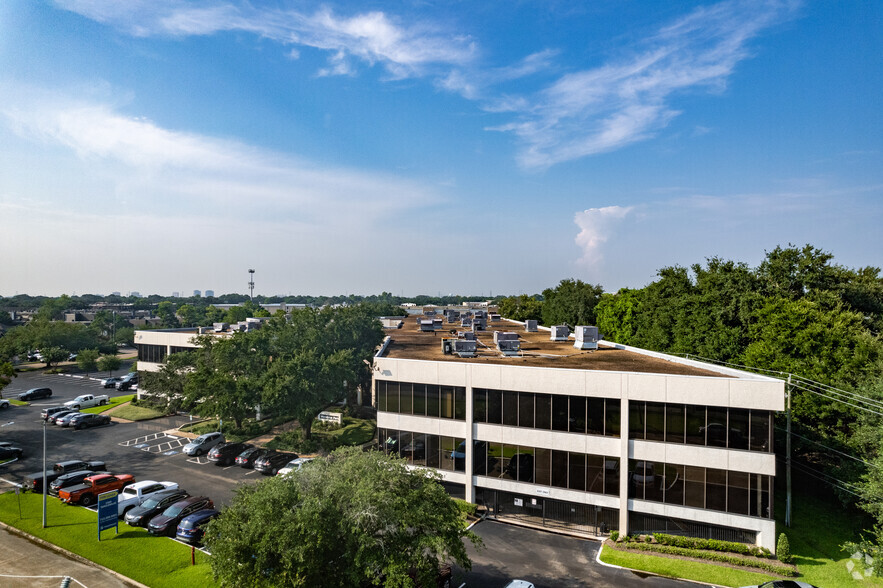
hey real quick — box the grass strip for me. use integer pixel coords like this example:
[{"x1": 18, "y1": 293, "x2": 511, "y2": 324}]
[
  {"x1": 600, "y1": 544, "x2": 776, "y2": 587},
  {"x1": 613, "y1": 541, "x2": 796, "y2": 576},
  {"x1": 82, "y1": 394, "x2": 135, "y2": 414},
  {"x1": 7, "y1": 399, "x2": 29, "y2": 406},
  {"x1": 108, "y1": 403, "x2": 165, "y2": 421},
  {"x1": 0, "y1": 491, "x2": 213, "y2": 588}
]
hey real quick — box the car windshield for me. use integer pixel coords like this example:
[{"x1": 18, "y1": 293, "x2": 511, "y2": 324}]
[
  {"x1": 142, "y1": 496, "x2": 170, "y2": 509},
  {"x1": 164, "y1": 503, "x2": 186, "y2": 517}
]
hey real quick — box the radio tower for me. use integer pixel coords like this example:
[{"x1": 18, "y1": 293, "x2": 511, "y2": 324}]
[{"x1": 248, "y1": 269, "x2": 255, "y2": 301}]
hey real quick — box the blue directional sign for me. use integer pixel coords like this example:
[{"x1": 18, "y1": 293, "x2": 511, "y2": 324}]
[{"x1": 97, "y1": 490, "x2": 119, "y2": 540}]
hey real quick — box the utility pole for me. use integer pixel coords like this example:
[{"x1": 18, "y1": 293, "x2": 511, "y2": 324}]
[
  {"x1": 248, "y1": 269, "x2": 255, "y2": 301},
  {"x1": 42, "y1": 419, "x2": 47, "y2": 528},
  {"x1": 785, "y1": 373, "x2": 792, "y2": 528}
]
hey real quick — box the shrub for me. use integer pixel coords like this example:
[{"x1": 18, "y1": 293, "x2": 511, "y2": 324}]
[
  {"x1": 777, "y1": 533, "x2": 793, "y2": 564},
  {"x1": 610, "y1": 530, "x2": 620, "y2": 542},
  {"x1": 651, "y1": 533, "x2": 774, "y2": 559},
  {"x1": 619, "y1": 542, "x2": 798, "y2": 576}
]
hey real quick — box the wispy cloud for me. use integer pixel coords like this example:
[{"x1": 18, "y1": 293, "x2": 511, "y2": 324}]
[
  {"x1": 490, "y1": 0, "x2": 798, "y2": 168},
  {"x1": 55, "y1": 1, "x2": 476, "y2": 78},
  {"x1": 573, "y1": 205, "x2": 634, "y2": 267}
]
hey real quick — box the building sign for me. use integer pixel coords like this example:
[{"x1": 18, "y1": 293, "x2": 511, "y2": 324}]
[
  {"x1": 98, "y1": 490, "x2": 119, "y2": 540},
  {"x1": 536, "y1": 488, "x2": 550, "y2": 496},
  {"x1": 513, "y1": 498, "x2": 523, "y2": 507},
  {"x1": 317, "y1": 411, "x2": 342, "y2": 424}
]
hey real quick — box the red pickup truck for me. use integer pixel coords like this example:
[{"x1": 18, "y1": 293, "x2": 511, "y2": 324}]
[{"x1": 58, "y1": 474, "x2": 136, "y2": 506}]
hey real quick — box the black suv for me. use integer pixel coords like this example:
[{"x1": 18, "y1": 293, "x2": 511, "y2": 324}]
[
  {"x1": 116, "y1": 373, "x2": 138, "y2": 391},
  {"x1": 125, "y1": 488, "x2": 190, "y2": 528},
  {"x1": 254, "y1": 451, "x2": 298, "y2": 475},
  {"x1": 148, "y1": 496, "x2": 215, "y2": 536},
  {"x1": 48, "y1": 470, "x2": 96, "y2": 497},
  {"x1": 207, "y1": 442, "x2": 252, "y2": 466},
  {"x1": 19, "y1": 388, "x2": 52, "y2": 401}
]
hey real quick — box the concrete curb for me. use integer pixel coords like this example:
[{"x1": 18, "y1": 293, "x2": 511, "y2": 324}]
[
  {"x1": 595, "y1": 541, "x2": 724, "y2": 587},
  {"x1": 0, "y1": 519, "x2": 151, "y2": 588}
]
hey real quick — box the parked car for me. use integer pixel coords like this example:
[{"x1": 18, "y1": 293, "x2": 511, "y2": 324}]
[
  {"x1": 235, "y1": 447, "x2": 270, "y2": 468},
  {"x1": 18, "y1": 387, "x2": 52, "y2": 401},
  {"x1": 277, "y1": 457, "x2": 314, "y2": 477},
  {"x1": 183, "y1": 432, "x2": 225, "y2": 456},
  {"x1": 56, "y1": 412, "x2": 84, "y2": 427},
  {"x1": 118, "y1": 480, "x2": 179, "y2": 517},
  {"x1": 148, "y1": 496, "x2": 214, "y2": 536},
  {"x1": 47, "y1": 410, "x2": 76, "y2": 425},
  {"x1": 41, "y1": 406, "x2": 68, "y2": 421},
  {"x1": 58, "y1": 473, "x2": 135, "y2": 506},
  {"x1": 503, "y1": 581, "x2": 535, "y2": 588},
  {"x1": 207, "y1": 442, "x2": 252, "y2": 466},
  {"x1": 254, "y1": 451, "x2": 298, "y2": 475},
  {"x1": 101, "y1": 377, "x2": 122, "y2": 388},
  {"x1": 0, "y1": 399, "x2": 9, "y2": 409},
  {"x1": 176, "y1": 508, "x2": 220, "y2": 545},
  {"x1": 116, "y1": 373, "x2": 138, "y2": 391},
  {"x1": 23, "y1": 460, "x2": 107, "y2": 493},
  {"x1": 124, "y1": 488, "x2": 190, "y2": 528},
  {"x1": 738, "y1": 582, "x2": 820, "y2": 588},
  {"x1": 0, "y1": 444, "x2": 23, "y2": 461},
  {"x1": 48, "y1": 470, "x2": 97, "y2": 497},
  {"x1": 631, "y1": 461, "x2": 656, "y2": 487},
  {"x1": 69, "y1": 413, "x2": 112, "y2": 430},
  {"x1": 64, "y1": 394, "x2": 109, "y2": 410}
]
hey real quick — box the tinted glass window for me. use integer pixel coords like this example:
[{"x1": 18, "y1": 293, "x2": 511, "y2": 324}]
[
  {"x1": 604, "y1": 458, "x2": 620, "y2": 495},
  {"x1": 706, "y1": 468, "x2": 727, "y2": 511},
  {"x1": 750, "y1": 411, "x2": 771, "y2": 452},
  {"x1": 685, "y1": 406, "x2": 705, "y2": 445},
  {"x1": 551, "y1": 451, "x2": 568, "y2": 488},
  {"x1": 501, "y1": 444, "x2": 518, "y2": 480},
  {"x1": 706, "y1": 407, "x2": 728, "y2": 448},
  {"x1": 486, "y1": 390, "x2": 502, "y2": 424},
  {"x1": 515, "y1": 447, "x2": 535, "y2": 482},
  {"x1": 728, "y1": 409, "x2": 750, "y2": 451},
  {"x1": 645, "y1": 402, "x2": 666, "y2": 442},
  {"x1": 440, "y1": 386, "x2": 455, "y2": 419},
  {"x1": 665, "y1": 404, "x2": 685, "y2": 444},
  {"x1": 426, "y1": 435, "x2": 440, "y2": 469},
  {"x1": 518, "y1": 393, "x2": 534, "y2": 428},
  {"x1": 454, "y1": 387, "x2": 466, "y2": 421},
  {"x1": 587, "y1": 454, "x2": 604, "y2": 494},
  {"x1": 606, "y1": 402, "x2": 620, "y2": 437},
  {"x1": 503, "y1": 391, "x2": 519, "y2": 426},
  {"x1": 568, "y1": 453, "x2": 586, "y2": 491},
  {"x1": 685, "y1": 466, "x2": 705, "y2": 508},
  {"x1": 413, "y1": 384, "x2": 426, "y2": 416},
  {"x1": 587, "y1": 398, "x2": 605, "y2": 435},
  {"x1": 629, "y1": 401, "x2": 645, "y2": 439},
  {"x1": 727, "y1": 471, "x2": 749, "y2": 515},
  {"x1": 664, "y1": 463, "x2": 684, "y2": 505},
  {"x1": 426, "y1": 385, "x2": 440, "y2": 418},
  {"x1": 535, "y1": 394, "x2": 551, "y2": 430},
  {"x1": 534, "y1": 448, "x2": 552, "y2": 486},
  {"x1": 487, "y1": 442, "x2": 503, "y2": 477},
  {"x1": 399, "y1": 383, "x2": 413, "y2": 415},
  {"x1": 473, "y1": 389, "x2": 487, "y2": 423},
  {"x1": 552, "y1": 395, "x2": 569, "y2": 432},
  {"x1": 386, "y1": 381, "x2": 400, "y2": 413},
  {"x1": 569, "y1": 397, "x2": 586, "y2": 434}
]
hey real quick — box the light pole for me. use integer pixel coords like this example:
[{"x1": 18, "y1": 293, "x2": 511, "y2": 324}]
[
  {"x1": 248, "y1": 269, "x2": 255, "y2": 301},
  {"x1": 42, "y1": 419, "x2": 47, "y2": 528}
]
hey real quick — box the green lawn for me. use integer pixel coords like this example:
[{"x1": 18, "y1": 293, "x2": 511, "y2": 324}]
[
  {"x1": 600, "y1": 544, "x2": 777, "y2": 587},
  {"x1": 0, "y1": 491, "x2": 214, "y2": 588},
  {"x1": 109, "y1": 403, "x2": 165, "y2": 421},
  {"x1": 82, "y1": 394, "x2": 135, "y2": 414},
  {"x1": 6, "y1": 399, "x2": 29, "y2": 406},
  {"x1": 312, "y1": 416, "x2": 376, "y2": 447}
]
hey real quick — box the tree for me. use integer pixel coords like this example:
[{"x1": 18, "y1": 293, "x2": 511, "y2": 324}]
[
  {"x1": 97, "y1": 354, "x2": 121, "y2": 377},
  {"x1": 0, "y1": 361, "x2": 14, "y2": 399},
  {"x1": 76, "y1": 348, "x2": 99, "y2": 376},
  {"x1": 541, "y1": 279, "x2": 604, "y2": 327},
  {"x1": 43, "y1": 346, "x2": 70, "y2": 368},
  {"x1": 497, "y1": 294, "x2": 543, "y2": 322},
  {"x1": 156, "y1": 301, "x2": 180, "y2": 328},
  {"x1": 205, "y1": 446, "x2": 478, "y2": 587},
  {"x1": 176, "y1": 304, "x2": 204, "y2": 327},
  {"x1": 594, "y1": 288, "x2": 641, "y2": 346}
]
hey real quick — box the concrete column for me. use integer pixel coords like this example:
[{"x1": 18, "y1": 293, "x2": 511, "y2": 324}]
[
  {"x1": 465, "y1": 367, "x2": 474, "y2": 503},
  {"x1": 619, "y1": 388, "x2": 630, "y2": 535}
]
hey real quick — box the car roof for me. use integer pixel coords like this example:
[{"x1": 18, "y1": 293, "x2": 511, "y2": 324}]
[{"x1": 181, "y1": 508, "x2": 220, "y2": 523}]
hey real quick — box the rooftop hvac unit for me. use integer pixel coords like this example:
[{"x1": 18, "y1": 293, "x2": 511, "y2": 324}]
[
  {"x1": 213, "y1": 322, "x2": 229, "y2": 332},
  {"x1": 446, "y1": 310, "x2": 461, "y2": 323},
  {"x1": 461, "y1": 317, "x2": 473, "y2": 327},
  {"x1": 489, "y1": 313, "x2": 501, "y2": 322},
  {"x1": 423, "y1": 307, "x2": 437, "y2": 316},
  {"x1": 419, "y1": 319, "x2": 435, "y2": 332},
  {"x1": 472, "y1": 318, "x2": 486, "y2": 331},
  {"x1": 574, "y1": 326, "x2": 601, "y2": 350},
  {"x1": 452, "y1": 339, "x2": 477, "y2": 357},
  {"x1": 493, "y1": 331, "x2": 518, "y2": 343},
  {"x1": 458, "y1": 331, "x2": 476, "y2": 340},
  {"x1": 551, "y1": 325, "x2": 569, "y2": 341},
  {"x1": 474, "y1": 310, "x2": 487, "y2": 319},
  {"x1": 441, "y1": 339, "x2": 454, "y2": 355},
  {"x1": 464, "y1": 310, "x2": 474, "y2": 318},
  {"x1": 524, "y1": 319, "x2": 538, "y2": 332},
  {"x1": 432, "y1": 318, "x2": 443, "y2": 328},
  {"x1": 497, "y1": 339, "x2": 521, "y2": 356}
]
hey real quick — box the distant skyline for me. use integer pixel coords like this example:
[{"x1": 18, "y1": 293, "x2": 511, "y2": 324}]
[{"x1": 1, "y1": 1, "x2": 881, "y2": 297}]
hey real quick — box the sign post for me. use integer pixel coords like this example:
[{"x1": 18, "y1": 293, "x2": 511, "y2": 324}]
[{"x1": 97, "y1": 490, "x2": 119, "y2": 540}]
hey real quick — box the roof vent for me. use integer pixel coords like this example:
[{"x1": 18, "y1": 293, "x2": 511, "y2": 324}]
[
  {"x1": 524, "y1": 319, "x2": 538, "y2": 332},
  {"x1": 452, "y1": 339, "x2": 477, "y2": 357},
  {"x1": 550, "y1": 325, "x2": 569, "y2": 341},
  {"x1": 445, "y1": 310, "x2": 461, "y2": 323},
  {"x1": 213, "y1": 322, "x2": 229, "y2": 332},
  {"x1": 472, "y1": 317, "x2": 486, "y2": 331},
  {"x1": 489, "y1": 313, "x2": 501, "y2": 322},
  {"x1": 493, "y1": 331, "x2": 519, "y2": 344},
  {"x1": 460, "y1": 317, "x2": 473, "y2": 328},
  {"x1": 419, "y1": 319, "x2": 435, "y2": 332},
  {"x1": 574, "y1": 326, "x2": 600, "y2": 350},
  {"x1": 497, "y1": 339, "x2": 521, "y2": 356},
  {"x1": 458, "y1": 331, "x2": 476, "y2": 340}
]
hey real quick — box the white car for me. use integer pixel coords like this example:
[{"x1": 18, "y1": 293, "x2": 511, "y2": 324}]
[
  {"x1": 504, "y1": 581, "x2": 536, "y2": 588},
  {"x1": 277, "y1": 457, "x2": 314, "y2": 477},
  {"x1": 183, "y1": 432, "x2": 225, "y2": 456},
  {"x1": 0, "y1": 399, "x2": 9, "y2": 409},
  {"x1": 118, "y1": 480, "x2": 179, "y2": 517}
]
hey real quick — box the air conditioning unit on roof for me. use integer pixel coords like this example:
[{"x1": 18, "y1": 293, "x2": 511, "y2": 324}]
[
  {"x1": 551, "y1": 325, "x2": 569, "y2": 341},
  {"x1": 452, "y1": 339, "x2": 477, "y2": 357},
  {"x1": 574, "y1": 326, "x2": 600, "y2": 350},
  {"x1": 524, "y1": 319, "x2": 538, "y2": 332},
  {"x1": 497, "y1": 339, "x2": 521, "y2": 356}
]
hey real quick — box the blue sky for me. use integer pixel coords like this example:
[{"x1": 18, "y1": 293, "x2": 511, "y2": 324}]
[{"x1": 1, "y1": 0, "x2": 880, "y2": 297}]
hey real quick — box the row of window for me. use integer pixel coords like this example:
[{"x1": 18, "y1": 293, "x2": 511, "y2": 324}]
[
  {"x1": 376, "y1": 381, "x2": 466, "y2": 420},
  {"x1": 137, "y1": 344, "x2": 167, "y2": 364},
  {"x1": 627, "y1": 459, "x2": 772, "y2": 519},
  {"x1": 378, "y1": 428, "x2": 620, "y2": 496},
  {"x1": 629, "y1": 402, "x2": 772, "y2": 452},
  {"x1": 473, "y1": 389, "x2": 621, "y2": 437}
]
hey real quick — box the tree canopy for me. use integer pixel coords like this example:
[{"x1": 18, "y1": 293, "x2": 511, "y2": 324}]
[{"x1": 205, "y1": 446, "x2": 478, "y2": 588}]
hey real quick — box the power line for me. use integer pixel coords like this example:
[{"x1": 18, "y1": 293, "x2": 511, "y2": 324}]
[
  {"x1": 789, "y1": 382, "x2": 883, "y2": 417},
  {"x1": 774, "y1": 426, "x2": 875, "y2": 467}
]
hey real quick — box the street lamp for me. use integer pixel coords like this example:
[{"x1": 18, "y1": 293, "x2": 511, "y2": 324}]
[{"x1": 248, "y1": 269, "x2": 255, "y2": 301}]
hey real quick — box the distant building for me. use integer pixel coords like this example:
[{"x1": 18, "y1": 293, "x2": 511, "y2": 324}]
[
  {"x1": 204, "y1": 290, "x2": 214, "y2": 298},
  {"x1": 172, "y1": 291, "x2": 180, "y2": 298},
  {"x1": 111, "y1": 292, "x2": 121, "y2": 296},
  {"x1": 129, "y1": 291, "x2": 141, "y2": 298},
  {"x1": 193, "y1": 290, "x2": 201, "y2": 297}
]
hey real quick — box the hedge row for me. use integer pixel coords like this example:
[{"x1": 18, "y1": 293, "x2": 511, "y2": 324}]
[
  {"x1": 652, "y1": 533, "x2": 774, "y2": 559},
  {"x1": 616, "y1": 542, "x2": 798, "y2": 577}
]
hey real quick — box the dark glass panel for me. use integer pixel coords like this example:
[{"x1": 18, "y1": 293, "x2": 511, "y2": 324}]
[
  {"x1": 534, "y1": 448, "x2": 552, "y2": 486},
  {"x1": 426, "y1": 434, "x2": 440, "y2": 469},
  {"x1": 454, "y1": 438, "x2": 466, "y2": 472},
  {"x1": 409, "y1": 433, "x2": 427, "y2": 467},
  {"x1": 604, "y1": 458, "x2": 620, "y2": 495},
  {"x1": 387, "y1": 381, "x2": 400, "y2": 414},
  {"x1": 454, "y1": 387, "x2": 466, "y2": 421},
  {"x1": 606, "y1": 402, "x2": 621, "y2": 437},
  {"x1": 440, "y1": 436, "x2": 456, "y2": 471},
  {"x1": 377, "y1": 381, "x2": 387, "y2": 412},
  {"x1": 629, "y1": 401, "x2": 646, "y2": 439},
  {"x1": 425, "y1": 385, "x2": 440, "y2": 418},
  {"x1": 645, "y1": 402, "x2": 666, "y2": 442},
  {"x1": 412, "y1": 384, "x2": 426, "y2": 416},
  {"x1": 568, "y1": 452, "x2": 586, "y2": 491},
  {"x1": 628, "y1": 459, "x2": 642, "y2": 499},
  {"x1": 487, "y1": 442, "x2": 503, "y2": 477},
  {"x1": 587, "y1": 454, "x2": 604, "y2": 494},
  {"x1": 587, "y1": 398, "x2": 605, "y2": 435},
  {"x1": 473, "y1": 389, "x2": 487, "y2": 423},
  {"x1": 728, "y1": 409, "x2": 750, "y2": 450},
  {"x1": 663, "y1": 463, "x2": 685, "y2": 506},
  {"x1": 727, "y1": 471, "x2": 749, "y2": 515},
  {"x1": 684, "y1": 466, "x2": 705, "y2": 508},
  {"x1": 501, "y1": 444, "x2": 518, "y2": 480},
  {"x1": 706, "y1": 468, "x2": 727, "y2": 512},
  {"x1": 706, "y1": 407, "x2": 728, "y2": 448},
  {"x1": 644, "y1": 462, "x2": 665, "y2": 502},
  {"x1": 685, "y1": 405, "x2": 705, "y2": 445},
  {"x1": 535, "y1": 394, "x2": 552, "y2": 430},
  {"x1": 569, "y1": 397, "x2": 587, "y2": 434},
  {"x1": 515, "y1": 447, "x2": 535, "y2": 482},
  {"x1": 440, "y1": 386, "x2": 455, "y2": 419},
  {"x1": 377, "y1": 428, "x2": 388, "y2": 454},
  {"x1": 552, "y1": 395, "x2": 569, "y2": 432},
  {"x1": 503, "y1": 391, "x2": 519, "y2": 427},
  {"x1": 486, "y1": 389, "x2": 502, "y2": 424},
  {"x1": 750, "y1": 411, "x2": 771, "y2": 452},
  {"x1": 551, "y1": 450, "x2": 568, "y2": 488},
  {"x1": 398, "y1": 431, "x2": 412, "y2": 460},
  {"x1": 665, "y1": 404, "x2": 685, "y2": 444},
  {"x1": 399, "y1": 382, "x2": 413, "y2": 415},
  {"x1": 518, "y1": 393, "x2": 535, "y2": 428},
  {"x1": 473, "y1": 440, "x2": 489, "y2": 475}
]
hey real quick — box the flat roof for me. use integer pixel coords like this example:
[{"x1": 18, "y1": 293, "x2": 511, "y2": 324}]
[{"x1": 379, "y1": 319, "x2": 732, "y2": 378}]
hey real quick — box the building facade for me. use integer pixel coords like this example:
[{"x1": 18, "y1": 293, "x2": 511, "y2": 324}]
[{"x1": 373, "y1": 319, "x2": 783, "y2": 552}]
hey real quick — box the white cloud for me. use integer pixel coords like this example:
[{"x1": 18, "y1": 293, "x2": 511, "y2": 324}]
[
  {"x1": 490, "y1": 0, "x2": 798, "y2": 168},
  {"x1": 573, "y1": 205, "x2": 634, "y2": 267}
]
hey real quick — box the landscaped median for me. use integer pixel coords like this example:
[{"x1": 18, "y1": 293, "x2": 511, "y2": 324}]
[
  {"x1": 81, "y1": 394, "x2": 135, "y2": 414},
  {"x1": 0, "y1": 490, "x2": 214, "y2": 588}
]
